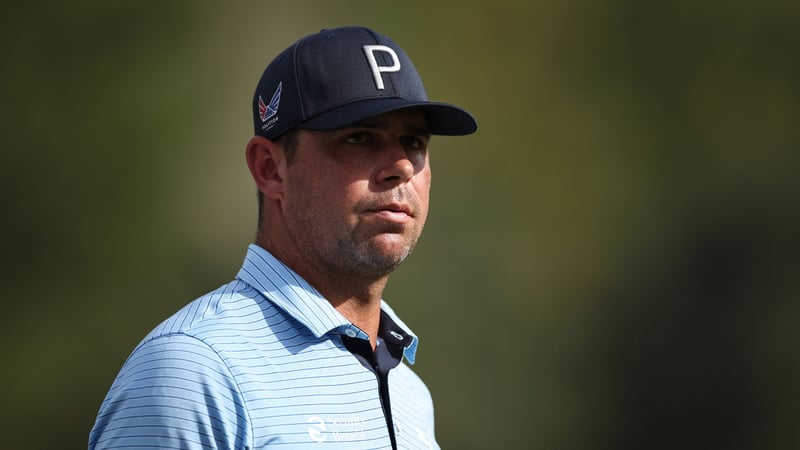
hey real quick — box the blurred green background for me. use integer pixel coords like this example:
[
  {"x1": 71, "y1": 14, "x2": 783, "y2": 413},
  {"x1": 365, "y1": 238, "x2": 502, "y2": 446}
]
[{"x1": 2, "y1": 1, "x2": 799, "y2": 449}]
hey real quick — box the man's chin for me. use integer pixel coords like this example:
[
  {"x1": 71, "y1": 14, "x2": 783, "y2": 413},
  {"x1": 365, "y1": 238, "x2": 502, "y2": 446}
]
[{"x1": 354, "y1": 237, "x2": 416, "y2": 274}]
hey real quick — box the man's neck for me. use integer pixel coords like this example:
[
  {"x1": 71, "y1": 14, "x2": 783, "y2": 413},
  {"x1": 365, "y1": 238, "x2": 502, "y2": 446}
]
[
  {"x1": 257, "y1": 238, "x2": 389, "y2": 349},
  {"x1": 314, "y1": 273, "x2": 389, "y2": 351}
]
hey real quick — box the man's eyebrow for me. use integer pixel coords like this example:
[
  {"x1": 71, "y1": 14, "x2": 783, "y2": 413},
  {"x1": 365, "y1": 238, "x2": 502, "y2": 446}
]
[
  {"x1": 408, "y1": 124, "x2": 432, "y2": 135},
  {"x1": 351, "y1": 120, "x2": 431, "y2": 135}
]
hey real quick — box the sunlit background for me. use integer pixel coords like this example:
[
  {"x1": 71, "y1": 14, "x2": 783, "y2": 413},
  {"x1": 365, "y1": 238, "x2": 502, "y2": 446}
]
[{"x1": 2, "y1": 1, "x2": 799, "y2": 449}]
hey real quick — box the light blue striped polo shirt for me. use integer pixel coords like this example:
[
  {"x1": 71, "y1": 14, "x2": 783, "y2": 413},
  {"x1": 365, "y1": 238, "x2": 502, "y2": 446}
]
[{"x1": 89, "y1": 244, "x2": 439, "y2": 449}]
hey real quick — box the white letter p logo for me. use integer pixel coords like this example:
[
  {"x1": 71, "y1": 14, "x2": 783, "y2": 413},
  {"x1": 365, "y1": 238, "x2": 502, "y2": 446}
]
[{"x1": 363, "y1": 45, "x2": 401, "y2": 90}]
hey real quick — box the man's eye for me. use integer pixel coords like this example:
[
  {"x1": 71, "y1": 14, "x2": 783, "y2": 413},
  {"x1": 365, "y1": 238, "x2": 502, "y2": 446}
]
[
  {"x1": 344, "y1": 133, "x2": 369, "y2": 144},
  {"x1": 400, "y1": 136, "x2": 425, "y2": 150}
]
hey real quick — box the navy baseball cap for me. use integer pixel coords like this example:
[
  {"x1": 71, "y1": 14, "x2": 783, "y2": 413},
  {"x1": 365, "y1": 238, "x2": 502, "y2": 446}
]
[{"x1": 252, "y1": 26, "x2": 477, "y2": 139}]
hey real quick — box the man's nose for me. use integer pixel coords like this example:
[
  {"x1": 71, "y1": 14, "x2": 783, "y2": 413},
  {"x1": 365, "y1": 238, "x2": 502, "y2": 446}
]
[{"x1": 375, "y1": 144, "x2": 417, "y2": 184}]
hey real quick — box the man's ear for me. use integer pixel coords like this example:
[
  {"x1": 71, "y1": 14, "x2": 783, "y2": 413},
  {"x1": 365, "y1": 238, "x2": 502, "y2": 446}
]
[{"x1": 246, "y1": 136, "x2": 286, "y2": 200}]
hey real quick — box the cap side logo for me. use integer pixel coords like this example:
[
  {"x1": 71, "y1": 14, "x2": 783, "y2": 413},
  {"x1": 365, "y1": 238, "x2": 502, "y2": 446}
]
[{"x1": 258, "y1": 81, "x2": 282, "y2": 122}]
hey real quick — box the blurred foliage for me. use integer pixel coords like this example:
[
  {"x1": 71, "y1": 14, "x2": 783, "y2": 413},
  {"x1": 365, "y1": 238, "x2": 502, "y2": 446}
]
[{"x1": 1, "y1": 1, "x2": 798, "y2": 449}]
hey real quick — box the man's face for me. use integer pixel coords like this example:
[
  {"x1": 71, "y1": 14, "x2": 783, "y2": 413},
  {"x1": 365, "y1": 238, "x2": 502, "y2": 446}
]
[{"x1": 281, "y1": 109, "x2": 432, "y2": 280}]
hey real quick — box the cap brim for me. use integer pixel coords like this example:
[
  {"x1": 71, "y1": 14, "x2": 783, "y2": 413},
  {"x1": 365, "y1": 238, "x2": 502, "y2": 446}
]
[{"x1": 299, "y1": 98, "x2": 477, "y2": 136}]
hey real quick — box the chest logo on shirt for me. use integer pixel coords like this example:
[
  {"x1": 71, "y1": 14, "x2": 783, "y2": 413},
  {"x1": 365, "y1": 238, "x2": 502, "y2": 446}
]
[{"x1": 307, "y1": 415, "x2": 367, "y2": 443}]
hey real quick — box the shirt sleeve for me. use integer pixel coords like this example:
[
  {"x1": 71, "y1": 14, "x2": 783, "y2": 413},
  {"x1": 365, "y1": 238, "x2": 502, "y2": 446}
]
[{"x1": 89, "y1": 333, "x2": 251, "y2": 450}]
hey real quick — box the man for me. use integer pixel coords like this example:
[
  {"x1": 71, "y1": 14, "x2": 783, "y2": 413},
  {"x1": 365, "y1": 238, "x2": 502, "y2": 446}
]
[{"x1": 89, "y1": 26, "x2": 476, "y2": 449}]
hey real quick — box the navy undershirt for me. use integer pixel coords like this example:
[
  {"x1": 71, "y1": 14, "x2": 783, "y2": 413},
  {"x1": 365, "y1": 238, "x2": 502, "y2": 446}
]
[{"x1": 341, "y1": 310, "x2": 409, "y2": 450}]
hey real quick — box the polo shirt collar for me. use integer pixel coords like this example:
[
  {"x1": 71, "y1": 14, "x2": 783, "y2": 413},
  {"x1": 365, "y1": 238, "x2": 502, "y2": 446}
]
[{"x1": 236, "y1": 244, "x2": 419, "y2": 364}]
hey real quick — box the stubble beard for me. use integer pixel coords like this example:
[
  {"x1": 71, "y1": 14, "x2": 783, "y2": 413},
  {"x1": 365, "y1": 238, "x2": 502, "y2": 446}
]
[
  {"x1": 288, "y1": 193, "x2": 426, "y2": 281},
  {"x1": 341, "y1": 221, "x2": 422, "y2": 278}
]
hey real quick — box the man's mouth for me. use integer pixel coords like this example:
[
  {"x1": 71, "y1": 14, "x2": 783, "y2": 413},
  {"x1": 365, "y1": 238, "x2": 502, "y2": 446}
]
[{"x1": 365, "y1": 203, "x2": 414, "y2": 222}]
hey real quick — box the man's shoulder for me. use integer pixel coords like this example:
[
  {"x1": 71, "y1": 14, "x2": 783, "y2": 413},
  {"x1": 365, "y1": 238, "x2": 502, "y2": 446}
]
[{"x1": 137, "y1": 278, "x2": 293, "y2": 351}]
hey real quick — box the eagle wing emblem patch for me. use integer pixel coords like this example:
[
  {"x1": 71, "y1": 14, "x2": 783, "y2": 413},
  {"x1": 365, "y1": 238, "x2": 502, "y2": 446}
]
[{"x1": 258, "y1": 82, "x2": 282, "y2": 122}]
